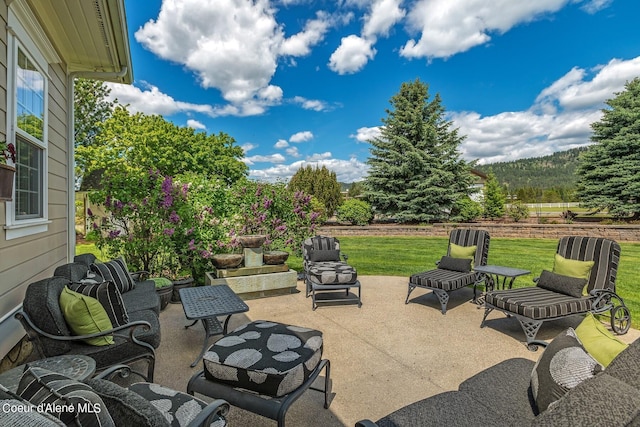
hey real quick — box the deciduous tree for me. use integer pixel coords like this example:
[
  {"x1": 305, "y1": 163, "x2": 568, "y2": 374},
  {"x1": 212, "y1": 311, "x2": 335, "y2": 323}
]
[{"x1": 365, "y1": 79, "x2": 473, "y2": 222}]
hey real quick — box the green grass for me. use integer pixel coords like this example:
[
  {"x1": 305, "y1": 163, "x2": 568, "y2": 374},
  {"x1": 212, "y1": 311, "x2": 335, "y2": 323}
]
[{"x1": 78, "y1": 237, "x2": 640, "y2": 328}]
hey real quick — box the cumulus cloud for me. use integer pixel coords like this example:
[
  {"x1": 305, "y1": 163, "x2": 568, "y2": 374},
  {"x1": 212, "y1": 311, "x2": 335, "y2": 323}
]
[
  {"x1": 329, "y1": 0, "x2": 404, "y2": 73},
  {"x1": 186, "y1": 119, "x2": 206, "y2": 130},
  {"x1": 453, "y1": 56, "x2": 640, "y2": 164},
  {"x1": 351, "y1": 126, "x2": 382, "y2": 142},
  {"x1": 243, "y1": 153, "x2": 286, "y2": 165},
  {"x1": 241, "y1": 143, "x2": 258, "y2": 154},
  {"x1": 289, "y1": 131, "x2": 314, "y2": 143},
  {"x1": 286, "y1": 146, "x2": 301, "y2": 157},
  {"x1": 249, "y1": 156, "x2": 369, "y2": 182},
  {"x1": 581, "y1": 0, "x2": 612, "y2": 14},
  {"x1": 329, "y1": 35, "x2": 376, "y2": 74},
  {"x1": 107, "y1": 82, "x2": 215, "y2": 116},
  {"x1": 292, "y1": 96, "x2": 330, "y2": 111},
  {"x1": 135, "y1": 0, "x2": 343, "y2": 116},
  {"x1": 274, "y1": 139, "x2": 289, "y2": 148},
  {"x1": 400, "y1": 0, "x2": 570, "y2": 59}
]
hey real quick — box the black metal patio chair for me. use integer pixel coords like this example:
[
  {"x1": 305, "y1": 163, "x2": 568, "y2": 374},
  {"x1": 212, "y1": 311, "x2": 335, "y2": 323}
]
[
  {"x1": 406, "y1": 228, "x2": 490, "y2": 314},
  {"x1": 481, "y1": 236, "x2": 631, "y2": 348}
]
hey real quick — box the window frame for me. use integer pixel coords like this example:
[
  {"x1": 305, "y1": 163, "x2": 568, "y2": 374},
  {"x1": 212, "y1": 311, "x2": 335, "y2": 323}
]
[{"x1": 4, "y1": 8, "x2": 51, "y2": 240}]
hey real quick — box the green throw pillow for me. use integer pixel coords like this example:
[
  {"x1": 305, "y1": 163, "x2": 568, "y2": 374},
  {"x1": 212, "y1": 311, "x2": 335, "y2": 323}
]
[
  {"x1": 449, "y1": 243, "x2": 477, "y2": 265},
  {"x1": 575, "y1": 313, "x2": 628, "y2": 367},
  {"x1": 553, "y1": 254, "x2": 595, "y2": 296},
  {"x1": 59, "y1": 286, "x2": 114, "y2": 346}
]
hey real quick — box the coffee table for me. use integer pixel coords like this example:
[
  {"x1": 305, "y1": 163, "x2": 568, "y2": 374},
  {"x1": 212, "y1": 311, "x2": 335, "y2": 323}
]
[
  {"x1": 0, "y1": 355, "x2": 96, "y2": 392},
  {"x1": 179, "y1": 285, "x2": 249, "y2": 367},
  {"x1": 475, "y1": 265, "x2": 531, "y2": 292}
]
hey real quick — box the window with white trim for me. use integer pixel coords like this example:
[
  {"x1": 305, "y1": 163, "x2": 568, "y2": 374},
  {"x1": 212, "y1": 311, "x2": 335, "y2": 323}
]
[{"x1": 5, "y1": 8, "x2": 49, "y2": 239}]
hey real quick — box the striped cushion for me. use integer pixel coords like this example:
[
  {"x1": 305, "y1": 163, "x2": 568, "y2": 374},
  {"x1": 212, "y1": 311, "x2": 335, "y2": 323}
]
[
  {"x1": 91, "y1": 258, "x2": 135, "y2": 293},
  {"x1": 17, "y1": 367, "x2": 115, "y2": 426},
  {"x1": 448, "y1": 229, "x2": 490, "y2": 268},
  {"x1": 556, "y1": 236, "x2": 620, "y2": 293},
  {"x1": 485, "y1": 287, "x2": 592, "y2": 320},
  {"x1": 410, "y1": 269, "x2": 477, "y2": 291},
  {"x1": 69, "y1": 281, "x2": 129, "y2": 327}
]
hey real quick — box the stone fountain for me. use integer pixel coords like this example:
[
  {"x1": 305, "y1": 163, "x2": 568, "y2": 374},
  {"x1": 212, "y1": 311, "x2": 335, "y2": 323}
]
[{"x1": 205, "y1": 235, "x2": 297, "y2": 298}]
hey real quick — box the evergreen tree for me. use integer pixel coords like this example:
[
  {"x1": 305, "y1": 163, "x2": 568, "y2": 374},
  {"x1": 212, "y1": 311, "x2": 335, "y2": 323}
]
[
  {"x1": 365, "y1": 79, "x2": 472, "y2": 222},
  {"x1": 288, "y1": 165, "x2": 342, "y2": 215},
  {"x1": 577, "y1": 78, "x2": 640, "y2": 219},
  {"x1": 483, "y1": 172, "x2": 506, "y2": 219}
]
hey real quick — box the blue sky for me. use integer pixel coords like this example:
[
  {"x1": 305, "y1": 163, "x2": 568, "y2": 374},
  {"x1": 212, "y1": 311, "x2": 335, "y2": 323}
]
[{"x1": 109, "y1": 0, "x2": 640, "y2": 182}]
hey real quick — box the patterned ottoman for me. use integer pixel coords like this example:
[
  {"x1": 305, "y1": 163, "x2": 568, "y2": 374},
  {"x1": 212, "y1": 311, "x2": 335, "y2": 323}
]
[
  {"x1": 203, "y1": 320, "x2": 323, "y2": 397},
  {"x1": 306, "y1": 261, "x2": 358, "y2": 285}
]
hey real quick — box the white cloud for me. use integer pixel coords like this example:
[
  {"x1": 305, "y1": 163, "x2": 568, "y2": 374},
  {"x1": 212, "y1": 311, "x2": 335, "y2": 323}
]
[
  {"x1": 453, "y1": 56, "x2": 640, "y2": 164},
  {"x1": 286, "y1": 146, "x2": 301, "y2": 157},
  {"x1": 581, "y1": 0, "x2": 612, "y2": 14},
  {"x1": 362, "y1": 0, "x2": 405, "y2": 39},
  {"x1": 293, "y1": 96, "x2": 329, "y2": 111},
  {"x1": 306, "y1": 152, "x2": 332, "y2": 161},
  {"x1": 351, "y1": 126, "x2": 382, "y2": 142},
  {"x1": 241, "y1": 143, "x2": 258, "y2": 154},
  {"x1": 329, "y1": 35, "x2": 376, "y2": 74},
  {"x1": 289, "y1": 131, "x2": 314, "y2": 143},
  {"x1": 242, "y1": 153, "x2": 286, "y2": 165},
  {"x1": 249, "y1": 156, "x2": 369, "y2": 182},
  {"x1": 400, "y1": 0, "x2": 570, "y2": 59},
  {"x1": 186, "y1": 119, "x2": 206, "y2": 130},
  {"x1": 279, "y1": 11, "x2": 333, "y2": 56},
  {"x1": 107, "y1": 82, "x2": 215, "y2": 116},
  {"x1": 274, "y1": 139, "x2": 289, "y2": 148}
]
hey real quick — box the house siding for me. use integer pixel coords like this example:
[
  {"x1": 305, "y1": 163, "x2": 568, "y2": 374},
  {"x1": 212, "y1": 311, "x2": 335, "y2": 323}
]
[{"x1": 0, "y1": 3, "x2": 71, "y2": 358}]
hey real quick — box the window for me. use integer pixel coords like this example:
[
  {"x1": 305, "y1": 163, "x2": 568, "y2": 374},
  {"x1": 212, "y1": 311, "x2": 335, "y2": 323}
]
[{"x1": 5, "y1": 8, "x2": 49, "y2": 239}]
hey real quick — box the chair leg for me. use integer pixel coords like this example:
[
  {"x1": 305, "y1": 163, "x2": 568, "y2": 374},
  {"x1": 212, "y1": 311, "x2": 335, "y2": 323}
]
[
  {"x1": 516, "y1": 317, "x2": 544, "y2": 348},
  {"x1": 405, "y1": 284, "x2": 416, "y2": 304},
  {"x1": 432, "y1": 289, "x2": 449, "y2": 315},
  {"x1": 480, "y1": 306, "x2": 494, "y2": 327},
  {"x1": 146, "y1": 355, "x2": 156, "y2": 382}
]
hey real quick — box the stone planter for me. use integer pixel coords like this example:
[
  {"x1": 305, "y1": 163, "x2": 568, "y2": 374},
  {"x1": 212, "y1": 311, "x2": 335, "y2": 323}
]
[
  {"x1": 238, "y1": 234, "x2": 266, "y2": 248},
  {"x1": 0, "y1": 164, "x2": 15, "y2": 201},
  {"x1": 212, "y1": 254, "x2": 244, "y2": 269},
  {"x1": 171, "y1": 277, "x2": 195, "y2": 303},
  {"x1": 263, "y1": 251, "x2": 289, "y2": 265}
]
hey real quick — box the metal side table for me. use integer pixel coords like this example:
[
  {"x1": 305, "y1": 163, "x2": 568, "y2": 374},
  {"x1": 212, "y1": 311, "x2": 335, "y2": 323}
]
[
  {"x1": 475, "y1": 265, "x2": 531, "y2": 293},
  {"x1": 180, "y1": 285, "x2": 249, "y2": 367}
]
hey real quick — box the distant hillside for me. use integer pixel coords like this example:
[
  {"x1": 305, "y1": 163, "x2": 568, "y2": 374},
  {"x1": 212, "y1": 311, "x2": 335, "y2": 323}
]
[{"x1": 476, "y1": 147, "x2": 588, "y2": 190}]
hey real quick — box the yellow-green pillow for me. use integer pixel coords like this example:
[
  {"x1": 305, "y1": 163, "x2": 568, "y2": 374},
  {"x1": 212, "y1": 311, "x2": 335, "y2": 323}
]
[
  {"x1": 450, "y1": 243, "x2": 477, "y2": 265},
  {"x1": 553, "y1": 254, "x2": 595, "y2": 296},
  {"x1": 59, "y1": 286, "x2": 114, "y2": 346},
  {"x1": 575, "y1": 313, "x2": 627, "y2": 367}
]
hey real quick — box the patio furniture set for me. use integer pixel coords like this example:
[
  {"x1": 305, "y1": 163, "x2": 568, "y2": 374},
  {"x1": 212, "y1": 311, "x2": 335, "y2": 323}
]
[{"x1": 3, "y1": 231, "x2": 635, "y2": 426}]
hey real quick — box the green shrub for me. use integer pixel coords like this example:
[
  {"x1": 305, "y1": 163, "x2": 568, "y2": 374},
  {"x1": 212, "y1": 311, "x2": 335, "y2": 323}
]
[
  {"x1": 337, "y1": 199, "x2": 373, "y2": 226},
  {"x1": 151, "y1": 277, "x2": 172, "y2": 288},
  {"x1": 507, "y1": 201, "x2": 530, "y2": 223},
  {"x1": 450, "y1": 197, "x2": 483, "y2": 222}
]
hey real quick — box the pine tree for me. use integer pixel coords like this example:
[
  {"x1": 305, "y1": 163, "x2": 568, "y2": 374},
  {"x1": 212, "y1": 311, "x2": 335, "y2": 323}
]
[
  {"x1": 365, "y1": 79, "x2": 472, "y2": 222},
  {"x1": 289, "y1": 165, "x2": 342, "y2": 215},
  {"x1": 577, "y1": 78, "x2": 640, "y2": 219},
  {"x1": 483, "y1": 172, "x2": 506, "y2": 219}
]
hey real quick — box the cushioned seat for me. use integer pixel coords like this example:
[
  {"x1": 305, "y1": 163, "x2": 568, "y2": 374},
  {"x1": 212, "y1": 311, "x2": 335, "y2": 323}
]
[
  {"x1": 121, "y1": 280, "x2": 161, "y2": 314},
  {"x1": 306, "y1": 261, "x2": 357, "y2": 285},
  {"x1": 203, "y1": 320, "x2": 323, "y2": 397},
  {"x1": 484, "y1": 287, "x2": 592, "y2": 320},
  {"x1": 410, "y1": 269, "x2": 477, "y2": 292}
]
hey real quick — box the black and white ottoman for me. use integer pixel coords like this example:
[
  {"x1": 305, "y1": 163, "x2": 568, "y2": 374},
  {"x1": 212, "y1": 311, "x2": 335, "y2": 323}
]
[
  {"x1": 306, "y1": 261, "x2": 361, "y2": 310},
  {"x1": 188, "y1": 320, "x2": 331, "y2": 427}
]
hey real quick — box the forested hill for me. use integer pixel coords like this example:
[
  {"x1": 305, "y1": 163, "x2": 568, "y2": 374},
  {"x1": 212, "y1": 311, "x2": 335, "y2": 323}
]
[{"x1": 476, "y1": 147, "x2": 588, "y2": 190}]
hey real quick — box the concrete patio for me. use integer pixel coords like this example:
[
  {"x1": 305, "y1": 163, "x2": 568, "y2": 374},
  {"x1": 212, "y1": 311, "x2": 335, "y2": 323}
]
[{"x1": 152, "y1": 276, "x2": 639, "y2": 426}]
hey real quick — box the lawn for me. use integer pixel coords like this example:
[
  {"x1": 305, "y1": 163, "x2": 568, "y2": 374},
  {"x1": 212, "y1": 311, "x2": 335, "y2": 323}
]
[{"x1": 77, "y1": 236, "x2": 640, "y2": 328}]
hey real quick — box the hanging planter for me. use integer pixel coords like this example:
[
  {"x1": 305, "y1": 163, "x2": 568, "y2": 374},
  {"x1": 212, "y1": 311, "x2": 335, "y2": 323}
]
[{"x1": 0, "y1": 164, "x2": 15, "y2": 201}]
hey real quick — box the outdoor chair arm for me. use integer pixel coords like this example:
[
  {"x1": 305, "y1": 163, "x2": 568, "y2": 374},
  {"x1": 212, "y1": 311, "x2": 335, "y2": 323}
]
[
  {"x1": 341, "y1": 253, "x2": 349, "y2": 262},
  {"x1": 130, "y1": 270, "x2": 150, "y2": 281},
  {"x1": 187, "y1": 399, "x2": 231, "y2": 427},
  {"x1": 94, "y1": 364, "x2": 148, "y2": 382},
  {"x1": 15, "y1": 310, "x2": 153, "y2": 347}
]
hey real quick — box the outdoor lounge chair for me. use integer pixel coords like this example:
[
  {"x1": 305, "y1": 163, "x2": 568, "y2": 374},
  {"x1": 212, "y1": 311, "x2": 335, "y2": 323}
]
[
  {"x1": 406, "y1": 228, "x2": 490, "y2": 314},
  {"x1": 302, "y1": 235, "x2": 361, "y2": 310},
  {"x1": 481, "y1": 236, "x2": 631, "y2": 347}
]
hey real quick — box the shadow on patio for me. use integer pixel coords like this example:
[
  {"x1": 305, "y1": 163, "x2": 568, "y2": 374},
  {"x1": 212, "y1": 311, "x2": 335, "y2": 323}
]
[{"x1": 151, "y1": 276, "x2": 639, "y2": 426}]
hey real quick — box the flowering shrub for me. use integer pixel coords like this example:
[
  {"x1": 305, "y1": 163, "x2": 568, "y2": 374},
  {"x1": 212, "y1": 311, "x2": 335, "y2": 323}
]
[
  {"x1": 337, "y1": 199, "x2": 373, "y2": 225},
  {"x1": 89, "y1": 173, "x2": 322, "y2": 281},
  {"x1": 88, "y1": 170, "x2": 184, "y2": 275}
]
